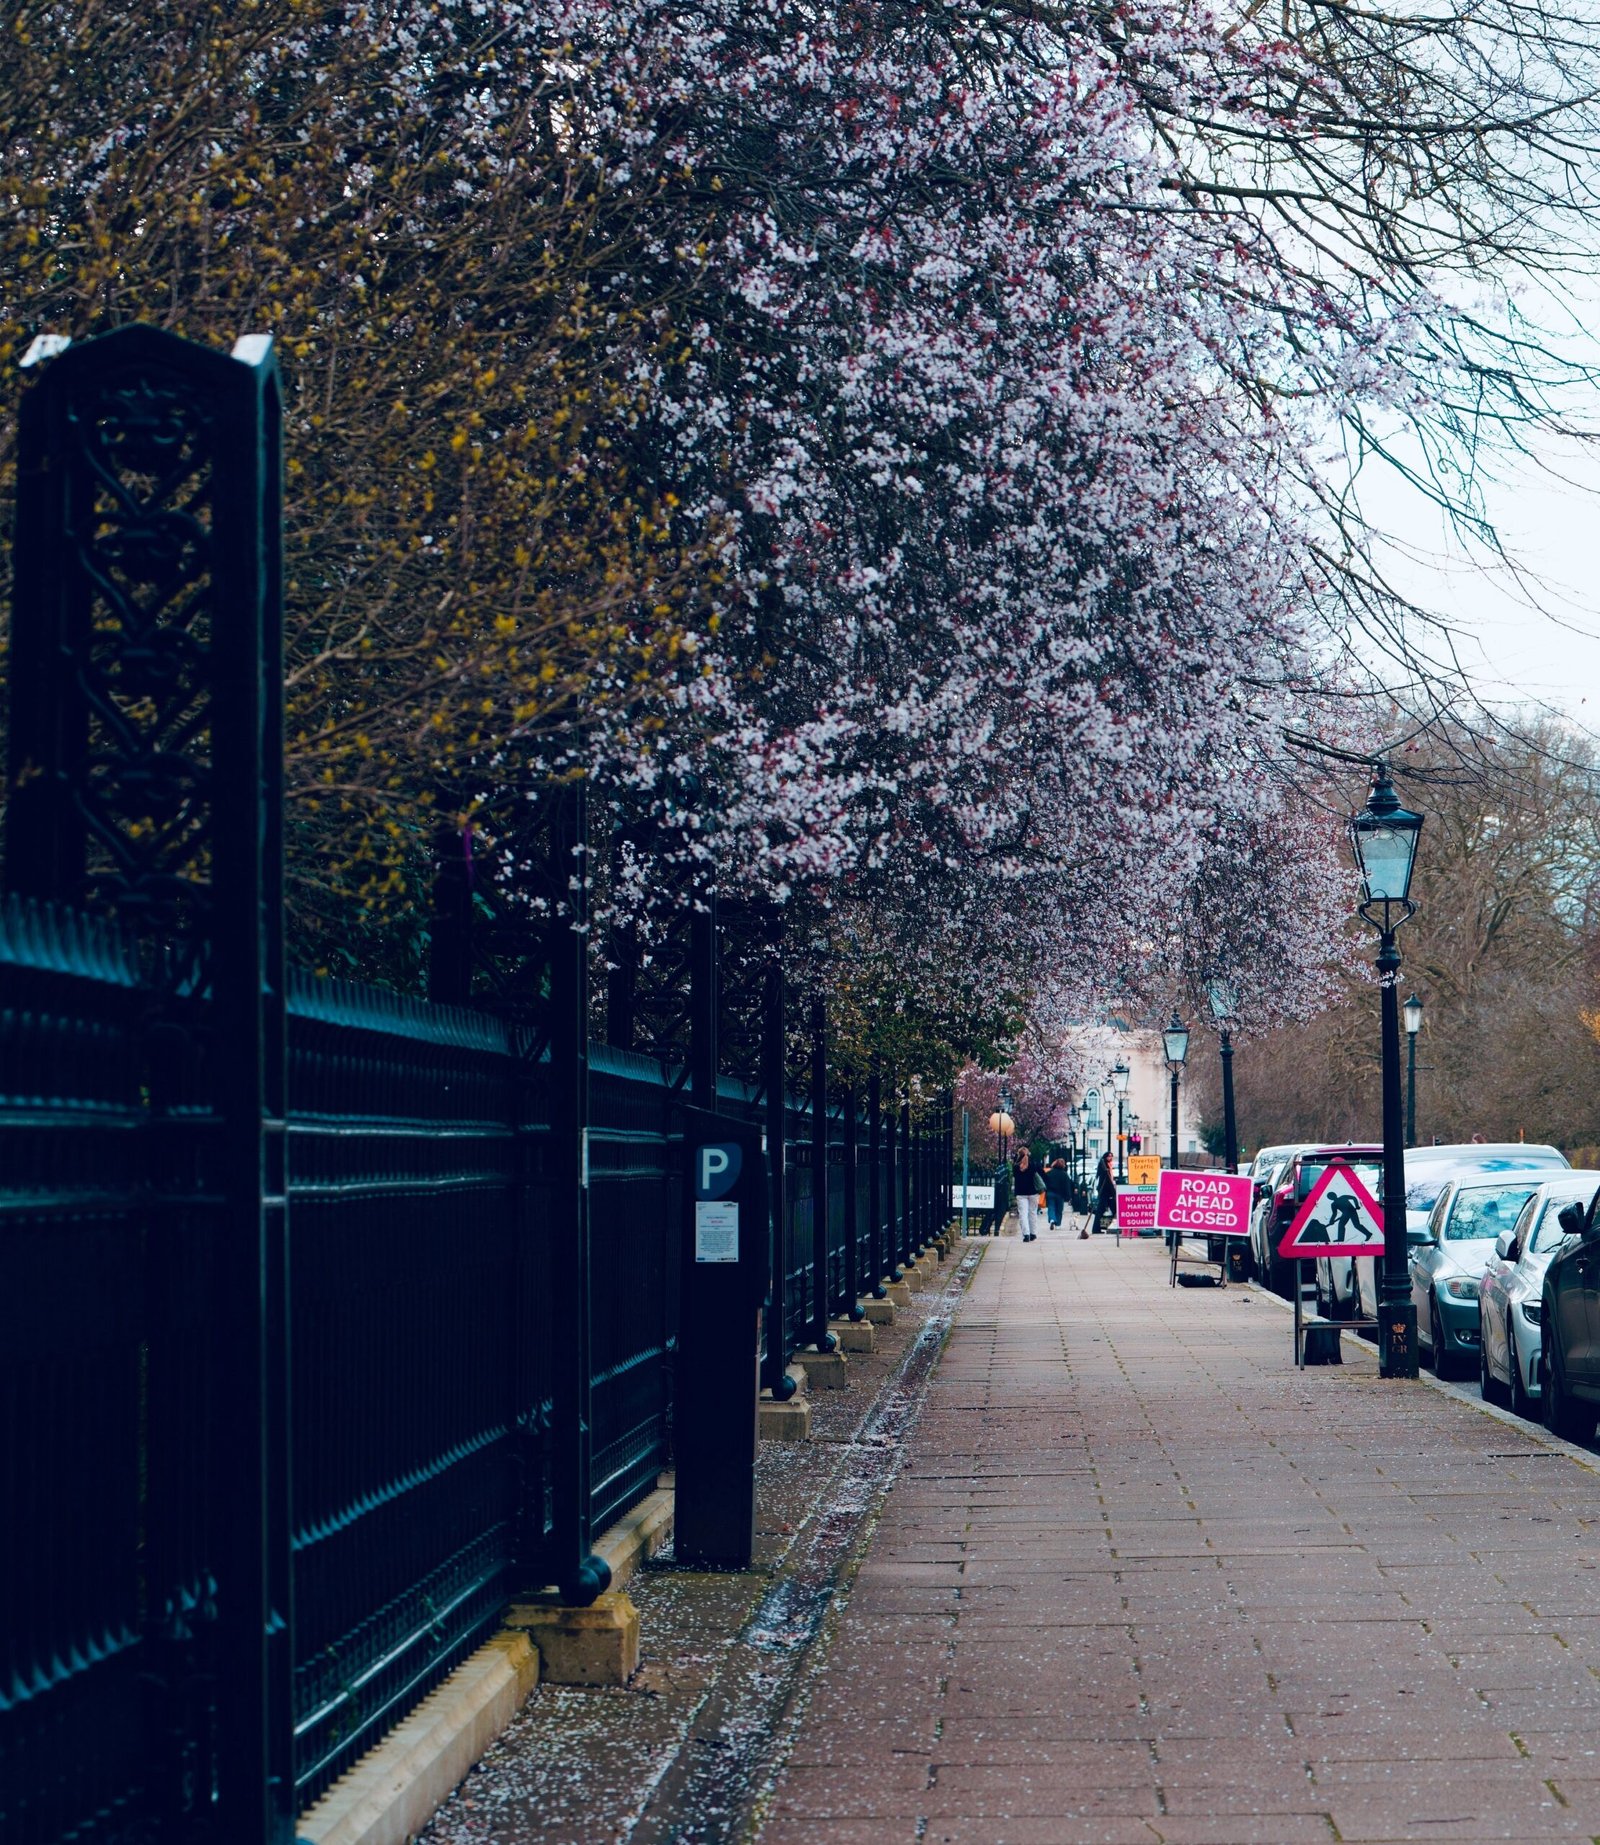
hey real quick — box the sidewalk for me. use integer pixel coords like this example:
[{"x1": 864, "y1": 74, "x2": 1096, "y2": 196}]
[{"x1": 755, "y1": 1233, "x2": 1600, "y2": 1845}]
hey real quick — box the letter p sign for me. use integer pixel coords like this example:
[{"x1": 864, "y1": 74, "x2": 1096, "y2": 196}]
[{"x1": 696, "y1": 1142, "x2": 742, "y2": 1200}]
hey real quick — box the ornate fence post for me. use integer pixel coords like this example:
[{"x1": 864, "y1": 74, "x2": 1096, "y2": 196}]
[
  {"x1": 760, "y1": 962, "x2": 796, "y2": 1396},
  {"x1": 867, "y1": 1061, "x2": 886, "y2": 1297},
  {"x1": 427, "y1": 823, "x2": 475, "y2": 1006},
  {"x1": 899, "y1": 1095, "x2": 914, "y2": 1269},
  {"x1": 544, "y1": 787, "x2": 610, "y2": 1603},
  {"x1": 841, "y1": 1077, "x2": 863, "y2": 1319},
  {"x1": 807, "y1": 996, "x2": 835, "y2": 1348},
  {"x1": 7, "y1": 325, "x2": 293, "y2": 1843},
  {"x1": 690, "y1": 892, "x2": 719, "y2": 1110}
]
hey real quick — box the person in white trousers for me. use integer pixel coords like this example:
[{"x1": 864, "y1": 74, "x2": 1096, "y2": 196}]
[{"x1": 1012, "y1": 1147, "x2": 1044, "y2": 1242}]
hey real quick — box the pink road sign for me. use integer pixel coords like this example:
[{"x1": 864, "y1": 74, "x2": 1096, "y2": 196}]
[
  {"x1": 1155, "y1": 1169, "x2": 1254, "y2": 1236},
  {"x1": 1116, "y1": 1186, "x2": 1157, "y2": 1237},
  {"x1": 1278, "y1": 1161, "x2": 1384, "y2": 1257}
]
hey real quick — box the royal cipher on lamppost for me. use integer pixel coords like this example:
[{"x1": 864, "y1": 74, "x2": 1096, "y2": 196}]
[{"x1": 1352, "y1": 762, "x2": 1424, "y2": 1379}]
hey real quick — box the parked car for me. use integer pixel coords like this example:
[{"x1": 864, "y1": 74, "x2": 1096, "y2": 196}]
[
  {"x1": 1408, "y1": 1172, "x2": 1548, "y2": 1376},
  {"x1": 1247, "y1": 1148, "x2": 1303, "y2": 1286},
  {"x1": 1353, "y1": 1144, "x2": 1571, "y2": 1320},
  {"x1": 1259, "y1": 1143, "x2": 1378, "y2": 1302},
  {"x1": 1479, "y1": 1172, "x2": 1600, "y2": 1416},
  {"x1": 1540, "y1": 1182, "x2": 1600, "y2": 1440},
  {"x1": 1404, "y1": 1143, "x2": 1568, "y2": 1238}
]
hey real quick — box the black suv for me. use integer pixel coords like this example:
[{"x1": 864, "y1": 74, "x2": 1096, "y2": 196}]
[{"x1": 1538, "y1": 1183, "x2": 1600, "y2": 1440}]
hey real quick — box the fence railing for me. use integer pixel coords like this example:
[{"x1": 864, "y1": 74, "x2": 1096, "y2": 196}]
[
  {"x1": 0, "y1": 903, "x2": 952, "y2": 1841},
  {"x1": 0, "y1": 323, "x2": 956, "y2": 1845}
]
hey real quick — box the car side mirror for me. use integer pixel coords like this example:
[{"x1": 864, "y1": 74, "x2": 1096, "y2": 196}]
[
  {"x1": 1494, "y1": 1229, "x2": 1514, "y2": 1260},
  {"x1": 1406, "y1": 1224, "x2": 1431, "y2": 1246},
  {"x1": 1559, "y1": 1201, "x2": 1591, "y2": 1239},
  {"x1": 1254, "y1": 1181, "x2": 1270, "y2": 1202}
]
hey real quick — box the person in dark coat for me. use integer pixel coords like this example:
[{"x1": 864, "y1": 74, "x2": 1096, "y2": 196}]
[
  {"x1": 1013, "y1": 1147, "x2": 1045, "y2": 1242},
  {"x1": 1043, "y1": 1156, "x2": 1073, "y2": 1232},
  {"x1": 1094, "y1": 1151, "x2": 1117, "y2": 1234}
]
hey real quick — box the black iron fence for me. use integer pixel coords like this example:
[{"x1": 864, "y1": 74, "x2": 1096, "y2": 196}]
[{"x1": 0, "y1": 326, "x2": 955, "y2": 1845}]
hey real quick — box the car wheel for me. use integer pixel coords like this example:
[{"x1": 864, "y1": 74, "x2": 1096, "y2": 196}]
[
  {"x1": 1479, "y1": 1312, "x2": 1507, "y2": 1405},
  {"x1": 1543, "y1": 1347, "x2": 1596, "y2": 1443},
  {"x1": 1509, "y1": 1322, "x2": 1534, "y2": 1420}
]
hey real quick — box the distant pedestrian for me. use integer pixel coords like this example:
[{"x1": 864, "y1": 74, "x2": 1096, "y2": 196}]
[
  {"x1": 1013, "y1": 1147, "x2": 1045, "y2": 1242},
  {"x1": 1095, "y1": 1151, "x2": 1116, "y2": 1235},
  {"x1": 1043, "y1": 1156, "x2": 1072, "y2": 1231}
]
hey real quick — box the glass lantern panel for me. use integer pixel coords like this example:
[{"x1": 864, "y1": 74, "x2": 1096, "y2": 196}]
[{"x1": 1357, "y1": 822, "x2": 1417, "y2": 901}]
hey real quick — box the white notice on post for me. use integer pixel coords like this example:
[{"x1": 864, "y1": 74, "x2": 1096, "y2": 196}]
[{"x1": 694, "y1": 1200, "x2": 739, "y2": 1263}]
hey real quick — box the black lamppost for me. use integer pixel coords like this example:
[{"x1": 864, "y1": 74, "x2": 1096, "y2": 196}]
[
  {"x1": 1206, "y1": 979, "x2": 1240, "y2": 1174},
  {"x1": 1352, "y1": 763, "x2": 1424, "y2": 1379},
  {"x1": 1404, "y1": 993, "x2": 1423, "y2": 1148},
  {"x1": 1112, "y1": 1058, "x2": 1131, "y2": 1181},
  {"x1": 1162, "y1": 1013, "x2": 1189, "y2": 1169}
]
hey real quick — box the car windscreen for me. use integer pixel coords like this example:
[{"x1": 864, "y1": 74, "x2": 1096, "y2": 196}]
[
  {"x1": 1297, "y1": 1159, "x2": 1381, "y2": 1202},
  {"x1": 1530, "y1": 1186, "x2": 1600, "y2": 1253},
  {"x1": 1445, "y1": 1183, "x2": 1540, "y2": 1243}
]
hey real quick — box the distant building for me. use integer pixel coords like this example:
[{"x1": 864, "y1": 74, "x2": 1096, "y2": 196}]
[{"x1": 1059, "y1": 1023, "x2": 1207, "y2": 1166}]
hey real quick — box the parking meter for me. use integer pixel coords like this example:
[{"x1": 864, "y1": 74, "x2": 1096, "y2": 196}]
[{"x1": 676, "y1": 1111, "x2": 770, "y2": 1569}]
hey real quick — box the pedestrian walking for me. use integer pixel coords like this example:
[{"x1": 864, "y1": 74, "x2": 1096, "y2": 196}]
[
  {"x1": 1013, "y1": 1147, "x2": 1046, "y2": 1242},
  {"x1": 1043, "y1": 1155, "x2": 1073, "y2": 1232},
  {"x1": 1094, "y1": 1150, "x2": 1117, "y2": 1235}
]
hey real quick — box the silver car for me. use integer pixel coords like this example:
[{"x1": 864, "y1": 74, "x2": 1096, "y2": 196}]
[
  {"x1": 1355, "y1": 1145, "x2": 1571, "y2": 1320},
  {"x1": 1409, "y1": 1172, "x2": 1549, "y2": 1377},
  {"x1": 1479, "y1": 1172, "x2": 1600, "y2": 1416}
]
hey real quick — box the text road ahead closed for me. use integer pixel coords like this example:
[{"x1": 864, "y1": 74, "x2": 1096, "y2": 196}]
[{"x1": 1155, "y1": 1170, "x2": 1254, "y2": 1237}]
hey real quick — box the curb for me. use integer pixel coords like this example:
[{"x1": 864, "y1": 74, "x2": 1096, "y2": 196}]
[
  {"x1": 297, "y1": 1484, "x2": 676, "y2": 1845},
  {"x1": 297, "y1": 1633, "x2": 539, "y2": 1845}
]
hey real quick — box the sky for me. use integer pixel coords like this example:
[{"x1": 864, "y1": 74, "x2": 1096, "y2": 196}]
[{"x1": 1359, "y1": 439, "x2": 1600, "y2": 729}]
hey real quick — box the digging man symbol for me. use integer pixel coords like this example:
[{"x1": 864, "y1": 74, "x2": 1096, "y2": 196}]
[{"x1": 1303, "y1": 1191, "x2": 1379, "y2": 1245}]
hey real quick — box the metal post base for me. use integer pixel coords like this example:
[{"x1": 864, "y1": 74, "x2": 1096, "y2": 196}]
[{"x1": 1379, "y1": 1303, "x2": 1419, "y2": 1378}]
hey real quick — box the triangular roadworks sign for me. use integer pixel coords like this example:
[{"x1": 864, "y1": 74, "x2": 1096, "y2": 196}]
[{"x1": 1278, "y1": 1160, "x2": 1385, "y2": 1258}]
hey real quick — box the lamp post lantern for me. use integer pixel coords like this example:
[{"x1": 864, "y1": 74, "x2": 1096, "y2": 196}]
[
  {"x1": 1162, "y1": 1013, "x2": 1189, "y2": 1170},
  {"x1": 1403, "y1": 993, "x2": 1423, "y2": 1148},
  {"x1": 1206, "y1": 979, "x2": 1240, "y2": 1175},
  {"x1": 1352, "y1": 763, "x2": 1424, "y2": 1379},
  {"x1": 1111, "y1": 1058, "x2": 1131, "y2": 1182}
]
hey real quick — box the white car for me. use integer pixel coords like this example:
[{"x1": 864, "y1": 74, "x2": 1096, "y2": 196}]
[{"x1": 1479, "y1": 1171, "x2": 1600, "y2": 1416}]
